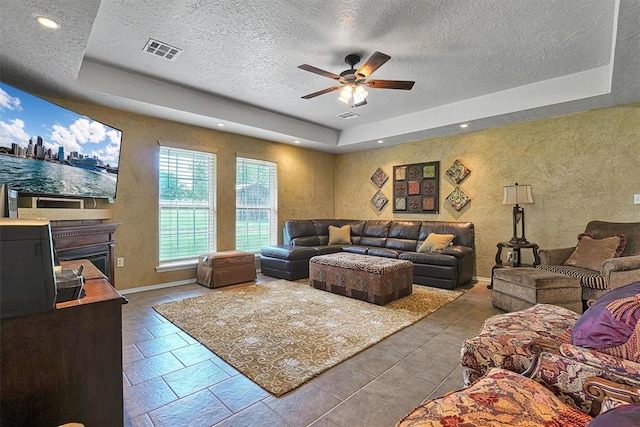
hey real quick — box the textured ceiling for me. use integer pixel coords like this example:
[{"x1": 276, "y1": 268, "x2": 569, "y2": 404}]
[{"x1": 1, "y1": 0, "x2": 639, "y2": 153}]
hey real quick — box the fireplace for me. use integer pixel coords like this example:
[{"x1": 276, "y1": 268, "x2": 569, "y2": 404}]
[{"x1": 50, "y1": 221, "x2": 121, "y2": 286}]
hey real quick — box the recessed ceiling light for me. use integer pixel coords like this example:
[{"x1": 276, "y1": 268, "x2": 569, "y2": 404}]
[
  {"x1": 36, "y1": 16, "x2": 60, "y2": 29},
  {"x1": 377, "y1": 140, "x2": 384, "y2": 144},
  {"x1": 460, "y1": 123, "x2": 469, "y2": 128},
  {"x1": 216, "y1": 123, "x2": 225, "y2": 127},
  {"x1": 293, "y1": 140, "x2": 300, "y2": 144}
]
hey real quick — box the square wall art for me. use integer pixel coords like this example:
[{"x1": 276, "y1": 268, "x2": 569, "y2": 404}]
[
  {"x1": 445, "y1": 159, "x2": 471, "y2": 184},
  {"x1": 393, "y1": 161, "x2": 439, "y2": 213},
  {"x1": 446, "y1": 187, "x2": 471, "y2": 211},
  {"x1": 370, "y1": 167, "x2": 388, "y2": 188},
  {"x1": 370, "y1": 191, "x2": 388, "y2": 211}
]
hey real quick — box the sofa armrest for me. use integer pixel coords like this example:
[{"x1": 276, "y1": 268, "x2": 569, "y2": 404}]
[
  {"x1": 583, "y1": 377, "x2": 640, "y2": 407},
  {"x1": 601, "y1": 255, "x2": 640, "y2": 290},
  {"x1": 559, "y1": 343, "x2": 640, "y2": 381},
  {"x1": 525, "y1": 350, "x2": 640, "y2": 415},
  {"x1": 440, "y1": 245, "x2": 473, "y2": 259},
  {"x1": 539, "y1": 247, "x2": 575, "y2": 265},
  {"x1": 528, "y1": 338, "x2": 562, "y2": 356},
  {"x1": 602, "y1": 255, "x2": 640, "y2": 274}
]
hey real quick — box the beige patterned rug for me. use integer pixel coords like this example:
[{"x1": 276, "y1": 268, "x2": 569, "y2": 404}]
[{"x1": 153, "y1": 280, "x2": 463, "y2": 396}]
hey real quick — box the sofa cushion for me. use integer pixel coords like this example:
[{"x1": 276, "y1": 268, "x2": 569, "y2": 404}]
[
  {"x1": 291, "y1": 236, "x2": 321, "y2": 246},
  {"x1": 563, "y1": 233, "x2": 627, "y2": 271},
  {"x1": 584, "y1": 221, "x2": 640, "y2": 257},
  {"x1": 537, "y1": 264, "x2": 608, "y2": 290},
  {"x1": 388, "y1": 221, "x2": 421, "y2": 240},
  {"x1": 367, "y1": 247, "x2": 400, "y2": 258},
  {"x1": 312, "y1": 219, "x2": 338, "y2": 238},
  {"x1": 418, "y1": 233, "x2": 454, "y2": 253},
  {"x1": 571, "y1": 282, "x2": 640, "y2": 350},
  {"x1": 328, "y1": 225, "x2": 351, "y2": 245},
  {"x1": 337, "y1": 219, "x2": 365, "y2": 236},
  {"x1": 399, "y1": 251, "x2": 457, "y2": 267},
  {"x1": 284, "y1": 220, "x2": 316, "y2": 241},
  {"x1": 341, "y1": 245, "x2": 368, "y2": 255},
  {"x1": 260, "y1": 245, "x2": 317, "y2": 260}
]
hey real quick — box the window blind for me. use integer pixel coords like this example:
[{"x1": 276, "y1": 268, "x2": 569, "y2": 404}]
[
  {"x1": 159, "y1": 147, "x2": 216, "y2": 262},
  {"x1": 235, "y1": 157, "x2": 278, "y2": 252}
]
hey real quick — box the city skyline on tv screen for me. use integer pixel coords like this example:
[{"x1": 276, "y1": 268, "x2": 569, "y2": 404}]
[{"x1": 0, "y1": 82, "x2": 122, "y2": 199}]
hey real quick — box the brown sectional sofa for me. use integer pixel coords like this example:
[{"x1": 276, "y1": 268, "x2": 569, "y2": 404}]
[{"x1": 259, "y1": 219, "x2": 475, "y2": 290}]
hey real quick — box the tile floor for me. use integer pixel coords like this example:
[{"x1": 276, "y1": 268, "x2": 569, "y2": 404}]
[{"x1": 121, "y1": 275, "x2": 501, "y2": 427}]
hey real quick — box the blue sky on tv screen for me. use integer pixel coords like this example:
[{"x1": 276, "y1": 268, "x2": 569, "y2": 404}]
[{"x1": 0, "y1": 82, "x2": 121, "y2": 166}]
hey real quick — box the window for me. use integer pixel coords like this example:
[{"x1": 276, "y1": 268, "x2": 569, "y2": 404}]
[
  {"x1": 159, "y1": 147, "x2": 216, "y2": 263},
  {"x1": 236, "y1": 157, "x2": 277, "y2": 252}
]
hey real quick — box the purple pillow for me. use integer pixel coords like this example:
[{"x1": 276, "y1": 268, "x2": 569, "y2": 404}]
[
  {"x1": 572, "y1": 282, "x2": 640, "y2": 349},
  {"x1": 588, "y1": 403, "x2": 640, "y2": 427}
]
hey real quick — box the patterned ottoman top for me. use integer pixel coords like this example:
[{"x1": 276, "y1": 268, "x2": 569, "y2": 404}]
[{"x1": 310, "y1": 253, "x2": 412, "y2": 275}]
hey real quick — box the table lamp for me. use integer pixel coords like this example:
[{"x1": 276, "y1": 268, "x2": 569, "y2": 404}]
[{"x1": 502, "y1": 183, "x2": 534, "y2": 244}]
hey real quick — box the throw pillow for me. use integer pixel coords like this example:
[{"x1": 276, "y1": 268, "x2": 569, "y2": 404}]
[
  {"x1": 563, "y1": 233, "x2": 627, "y2": 271},
  {"x1": 328, "y1": 225, "x2": 351, "y2": 245},
  {"x1": 588, "y1": 402, "x2": 640, "y2": 427},
  {"x1": 572, "y1": 282, "x2": 640, "y2": 350},
  {"x1": 418, "y1": 233, "x2": 455, "y2": 253}
]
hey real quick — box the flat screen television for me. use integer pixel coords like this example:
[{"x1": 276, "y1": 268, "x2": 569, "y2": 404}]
[{"x1": 0, "y1": 82, "x2": 122, "y2": 200}]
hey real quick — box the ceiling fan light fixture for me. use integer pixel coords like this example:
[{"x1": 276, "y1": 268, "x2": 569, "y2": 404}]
[
  {"x1": 353, "y1": 85, "x2": 368, "y2": 103},
  {"x1": 353, "y1": 98, "x2": 368, "y2": 108},
  {"x1": 353, "y1": 93, "x2": 367, "y2": 104},
  {"x1": 338, "y1": 85, "x2": 353, "y2": 103},
  {"x1": 299, "y1": 51, "x2": 415, "y2": 106}
]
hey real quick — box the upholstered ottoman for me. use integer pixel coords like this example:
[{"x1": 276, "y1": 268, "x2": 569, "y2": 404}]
[
  {"x1": 196, "y1": 251, "x2": 256, "y2": 288},
  {"x1": 309, "y1": 253, "x2": 413, "y2": 305},
  {"x1": 492, "y1": 267, "x2": 582, "y2": 313}
]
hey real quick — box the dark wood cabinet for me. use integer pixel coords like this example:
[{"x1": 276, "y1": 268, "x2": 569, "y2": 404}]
[{"x1": 0, "y1": 260, "x2": 126, "y2": 427}]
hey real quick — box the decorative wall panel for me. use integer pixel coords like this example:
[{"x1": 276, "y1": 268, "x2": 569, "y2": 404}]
[{"x1": 393, "y1": 161, "x2": 439, "y2": 213}]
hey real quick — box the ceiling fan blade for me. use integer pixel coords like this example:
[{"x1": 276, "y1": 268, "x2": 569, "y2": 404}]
[
  {"x1": 301, "y1": 86, "x2": 342, "y2": 99},
  {"x1": 366, "y1": 79, "x2": 415, "y2": 90},
  {"x1": 297, "y1": 64, "x2": 341, "y2": 80},
  {"x1": 356, "y1": 51, "x2": 391, "y2": 78}
]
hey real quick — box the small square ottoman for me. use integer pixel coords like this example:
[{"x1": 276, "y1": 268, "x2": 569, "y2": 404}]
[
  {"x1": 197, "y1": 251, "x2": 256, "y2": 288},
  {"x1": 492, "y1": 267, "x2": 582, "y2": 313},
  {"x1": 309, "y1": 252, "x2": 413, "y2": 305}
]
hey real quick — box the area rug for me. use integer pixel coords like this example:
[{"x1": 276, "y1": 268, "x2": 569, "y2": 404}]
[{"x1": 153, "y1": 280, "x2": 463, "y2": 396}]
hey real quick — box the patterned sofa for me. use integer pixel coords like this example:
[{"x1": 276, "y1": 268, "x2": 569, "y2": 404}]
[
  {"x1": 461, "y1": 282, "x2": 640, "y2": 414},
  {"x1": 536, "y1": 220, "x2": 640, "y2": 302},
  {"x1": 260, "y1": 219, "x2": 475, "y2": 290},
  {"x1": 397, "y1": 353, "x2": 640, "y2": 426}
]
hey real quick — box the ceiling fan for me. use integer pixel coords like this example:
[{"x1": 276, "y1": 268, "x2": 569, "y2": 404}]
[{"x1": 298, "y1": 51, "x2": 415, "y2": 107}]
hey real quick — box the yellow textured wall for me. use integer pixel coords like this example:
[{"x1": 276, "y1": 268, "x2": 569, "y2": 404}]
[
  {"x1": 52, "y1": 101, "x2": 336, "y2": 290},
  {"x1": 50, "y1": 99, "x2": 638, "y2": 287},
  {"x1": 335, "y1": 103, "x2": 640, "y2": 278}
]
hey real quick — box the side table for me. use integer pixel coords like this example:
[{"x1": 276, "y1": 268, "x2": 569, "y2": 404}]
[{"x1": 487, "y1": 241, "x2": 540, "y2": 289}]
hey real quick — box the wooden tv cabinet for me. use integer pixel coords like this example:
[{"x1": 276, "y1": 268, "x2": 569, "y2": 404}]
[{"x1": 0, "y1": 260, "x2": 126, "y2": 427}]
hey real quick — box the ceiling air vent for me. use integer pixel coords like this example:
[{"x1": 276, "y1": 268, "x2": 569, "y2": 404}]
[
  {"x1": 143, "y1": 39, "x2": 182, "y2": 60},
  {"x1": 336, "y1": 111, "x2": 360, "y2": 120}
]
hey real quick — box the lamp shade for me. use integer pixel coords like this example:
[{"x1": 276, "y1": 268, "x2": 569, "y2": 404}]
[{"x1": 502, "y1": 184, "x2": 533, "y2": 205}]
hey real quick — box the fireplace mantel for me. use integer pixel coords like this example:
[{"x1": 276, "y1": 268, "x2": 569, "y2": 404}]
[{"x1": 51, "y1": 221, "x2": 121, "y2": 286}]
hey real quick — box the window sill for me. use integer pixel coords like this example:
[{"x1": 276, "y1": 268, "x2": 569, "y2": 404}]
[{"x1": 156, "y1": 259, "x2": 198, "y2": 273}]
